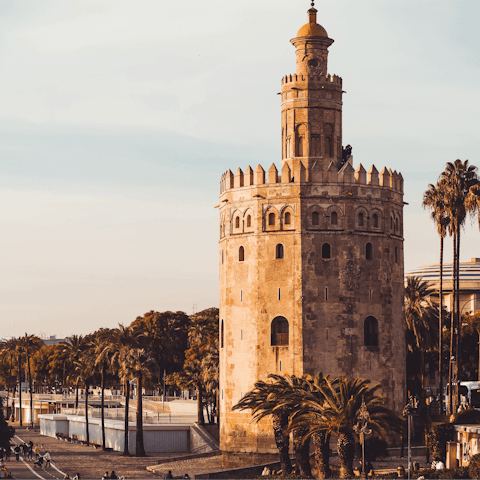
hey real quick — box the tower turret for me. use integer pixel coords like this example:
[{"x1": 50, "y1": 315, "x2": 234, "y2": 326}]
[{"x1": 281, "y1": 3, "x2": 343, "y2": 172}]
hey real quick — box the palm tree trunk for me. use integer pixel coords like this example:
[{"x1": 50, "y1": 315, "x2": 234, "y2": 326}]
[
  {"x1": 338, "y1": 432, "x2": 355, "y2": 479},
  {"x1": 293, "y1": 428, "x2": 312, "y2": 478},
  {"x1": 449, "y1": 233, "x2": 457, "y2": 414},
  {"x1": 101, "y1": 361, "x2": 106, "y2": 450},
  {"x1": 85, "y1": 381, "x2": 90, "y2": 446},
  {"x1": 75, "y1": 381, "x2": 79, "y2": 411},
  {"x1": 7, "y1": 354, "x2": 13, "y2": 419},
  {"x1": 439, "y1": 235, "x2": 444, "y2": 412},
  {"x1": 272, "y1": 413, "x2": 292, "y2": 475},
  {"x1": 197, "y1": 384, "x2": 204, "y2": 425},
  {"x1": 455, "y1": 230, "x2": 461, "y2": 408},
  {"x1": 313, "y1": 431, "x2": 331, "y2": 479},
  {"x1": 135, "y1": 373, "x2": 146, "y2": 457},
  {"x1": 28, "y1": 353, "x2": 33, "y2": 427},
  {"x1": 18, "y1": 353, "x2": 22, "y2": 426},
  {"x1": 123, "y1": 378, "x2": 130, "y2": 456},
  {"x1": 421, "y1": 350, "x2": 425, "y2": 399}
]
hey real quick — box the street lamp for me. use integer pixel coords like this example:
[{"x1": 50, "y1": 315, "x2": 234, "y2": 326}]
[
  {"x1": 404, "y1": 397, "x2": 419, "y2": 480},
  {"x1": 354, "y1": 397, "x2": 372, "y2": 479}
]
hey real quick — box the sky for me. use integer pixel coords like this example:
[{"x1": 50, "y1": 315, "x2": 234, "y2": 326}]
[{"x1": 0, "y1": 0, "x2": 479, "y2": 338}]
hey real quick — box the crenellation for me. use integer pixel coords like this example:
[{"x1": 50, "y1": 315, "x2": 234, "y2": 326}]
[
  {"x1": 226, "y1": 170, "x2": 234, "y2": 190},
  {"x1": 367, "y1": 165, "x2": 379, "y2": 186},
  {"x1": 245, "y1": 166, "x2": 254, "y2": 186},
  {"x1": 254, "y1": 164, "x2": 266, "y2": 185},
  {"x1": 234, "y1": 168, "x2": 244, "y2": 188},
  {"x1": 281, "y1": 163, "x2": 291, "y2": 183},
  {"x1": 339, "y1": 162, "x2": 355, "y2": 184},
  {"x1": 355, "y1": 164, "x2": 367, "y2": 185},
  {"x1": 379, "y1": 167, "x2": 391, "y2": 187},
  {"x1": 281, "y1": 73, "x2": 343, "y2": 86},
  {"x1": 268, "y1": 164, "x2": 278, "y2": 184}
]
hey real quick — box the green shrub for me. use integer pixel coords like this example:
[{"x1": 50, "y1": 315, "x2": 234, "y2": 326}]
[
  {"x1": 415, "y1": 467, "x2": 469, "y2": 479},
  {"x1": 469, "y1": 453, "x2": 480, "y2": 479},
  {"x1": 428, "y1": 423, "x2": 455, "y2": 461}
]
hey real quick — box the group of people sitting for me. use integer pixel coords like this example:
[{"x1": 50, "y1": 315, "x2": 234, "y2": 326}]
[{"x1": 102, "y1": 471, "x2": 122, "y2": 479}]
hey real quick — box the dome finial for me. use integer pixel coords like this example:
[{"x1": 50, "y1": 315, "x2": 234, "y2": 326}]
[{"x1": 311, "y1": 0, "x2": 315, "y2": 7}]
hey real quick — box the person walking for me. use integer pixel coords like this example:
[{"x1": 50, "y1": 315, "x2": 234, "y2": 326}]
[
  {"x1": 28, "y1": 443, "x2": 33, "y2": 460},
  {"x1": 13, "y1": 445, "x2": 20, "y2": 462},
  {"x1": 110, "y1": 471, "x2": 118, "y2": 479},
  {"x1": 44, "y1": 451, "x2": 51, "y2": 468},
  {"x1": 34, "y1": 444, "x2": 41, "y2": 460}
]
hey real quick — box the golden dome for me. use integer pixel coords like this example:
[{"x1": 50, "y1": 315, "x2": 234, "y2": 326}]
[{"x1": 296, "y1": 22, "x2": 328, "y2": 38}]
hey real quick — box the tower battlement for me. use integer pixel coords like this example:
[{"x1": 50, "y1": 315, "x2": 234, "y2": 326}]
[
  {"x1": 219, "y1": 161, "x2": 403, "y2": 195},
  {"x1": 281, "y1": 73, "x2": 342, "y2": 86}
]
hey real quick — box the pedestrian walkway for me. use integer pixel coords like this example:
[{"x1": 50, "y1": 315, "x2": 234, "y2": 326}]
[
  {"x1": 147, "y1": 454, "x2": 224, "y2": 478},
  {"x1": 7, "y1": 426, "x2": 183, "y2": 479}
]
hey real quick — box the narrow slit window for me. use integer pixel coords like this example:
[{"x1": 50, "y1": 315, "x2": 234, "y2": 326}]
[
  {"x1": 247, "y1": 215, "x2": 251, "y2": 227},
  {"x1": 222, "y1": 250, "x2": 224, "y2": 265},
  {"x1": 239, "y1": 246, "x2": 245, "y2": 262},
  {"x1": 369, "y1": 288, "x2": 373, "y2": 302},
  {"x1": 326, "y1": 328, "x2": 328, "y2": 340},
  {"x1": 312, "y1": 211, "x2": 319, "y2": 226},
  {"x1": 276, "y1": 244, "x2": 284, "y2": 259},
  {"x1": 241, "y1": 329, "x2": 243, "y2": 340},
  {"x1": 325, "y1": 287, "x2": 328, "y2": 301},
  {"x1": 373, "y1": 214, "x2": 379, "y2": 228},
  {"x1": 396, "y1": 218, "x2": 399, "y2": 232},
  {"x1": 331, "y1": 211, "x2": 338, "y2": 226},
  {"x1": 322, "y1": 243, "x2": 331, "y2": 259},
  {"x1": 279, "y1": 360, "x2": 282, "y2": 371},
  {"x1": 268, "y1": 212, "x2": 275, "y2": 226},
  {"x1": 240, "y1": 290, "x2": 243, "y2": 302},
  {"x1": 284, "y1": 212, "x2": 291, "y2": 225},
  {"x1": 221, "y1": 320, "x2": 224, "y2": 348},
  {"x1": 395, "y1": 246, "x2": 398, "y2": 263},
  {"x1": 278, "y1": 288, "x2": 281, "y2": 300},
  {"x1": 235, "y1": 217, "x2": 240, "y2": 228},
  {"x1": 366, "y1": 243, "x2": 373, "y2": 260}
]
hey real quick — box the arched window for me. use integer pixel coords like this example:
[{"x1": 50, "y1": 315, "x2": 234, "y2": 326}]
[
  {"x1": 284, "y1": 212, "x2": 291, "y2": 225},
  {"x1": 276, "y1": 244, "x2": 284, "y2": 259},
  {"x1": 312, "y1": 211, "x2": 319, "y2": 226},
  {"x1": 396, "y1": 218, "x2": 399, "y2": 232},
  {"x1": 373, "y1": 214, "x2": 379, "y2": 228},
  {"x1": 271, "y1": 317, "x2": 289, "y2": 346},
  {"x1": 221, "y1": 320, "x2": 224, "y2": 349},
  {"x1": 364, "y1": 316, "x2": 379, "y2": 347},
  {"x1": 366, "y1": 243, "x2": 373, "y2": 260},
  {"x1": 247, "y1": 215, "x2": 251, "y2": 227},
  {"x1": 268, "y1": 212, "x2": 275, "y2": 226},
  {"x1": 322, "y1": 243, "x2": 331, "y2": 259},
  {"x1": 235, "y1": 217, "x2": 240, "y2": 228},
  {"x1": 358, "y1": 212, "x2": 364, "y2": 227},
  {"x1": 331, "y1": 211, "x2": 338, "y2": 226},
  {"x1": 391, "y1": 217, "x2": 394, "y2": 230},
  {"x1": 239, "y1": 246, "x2": 245, "y2": 262}
]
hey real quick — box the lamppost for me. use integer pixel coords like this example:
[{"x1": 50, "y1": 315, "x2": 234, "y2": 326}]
[
  {"x1": 404, "y1": 396, "x2": 419, "y2": 480},
  {"x1": 354, "y1": 398, "x2": 372, "y2": 479}
]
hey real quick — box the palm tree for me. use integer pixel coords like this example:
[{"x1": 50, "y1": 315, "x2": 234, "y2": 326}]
[
  {"x1": 94, "y1": 328, "x2": 114, "y2": 450},
  {"x1": 14, "y1": 338, "x2": 23, "y2": 426},
  {"x1": 108, "y1": 324, "x2": 141, "y2": 456},
  {"x1": 0, "y1": 338, "x2": 18, "y2": 419},
  {"x1": 124, "y1": 345, "x2": 152, "y2": 457},
  {"x1": 18, "y1": 334, "x2": 43, "y2": 427},
  {"x1": 73, "y1": 342, "x2": 95, "y2": 446},
  {"x1": 404, "y1": 276, "x2": 439, "y2": 396},
  {"x1": 423, "y1": 179, "x2": 450, "y2": 409},
  {"x1": 441, "y1": 160, "x2": 479, "y2": 410},
  {"x1": 232, "y1": 378, "x2": 293, "y2": 475},
  {"x1": 60, "y1": 335, "x2": 88, "y2": 411},
  {"x1": 287, "y1": 376, "x2": 402, "y2": 479}
]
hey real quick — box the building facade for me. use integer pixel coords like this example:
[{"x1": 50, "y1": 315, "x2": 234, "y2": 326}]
[{"x1": 218, "y1": 5, "x2": 406, "y2": 464}]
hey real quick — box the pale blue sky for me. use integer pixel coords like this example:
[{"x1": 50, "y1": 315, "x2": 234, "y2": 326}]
[{"x1": 1, "y1": 0, "x2": 479, "y2": 337}]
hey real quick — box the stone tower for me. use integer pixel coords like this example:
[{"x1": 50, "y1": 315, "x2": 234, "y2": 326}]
[{"x1": 218, "y1": 4, "x2": 405, "y2": 465}]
